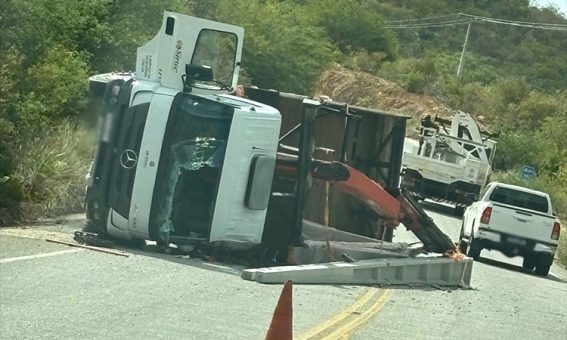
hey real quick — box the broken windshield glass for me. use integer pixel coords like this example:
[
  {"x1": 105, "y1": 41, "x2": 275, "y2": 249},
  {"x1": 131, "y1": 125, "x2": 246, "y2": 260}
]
[
  {"x1": 157, "y1": 138, "x2": 226, "y2": 240},
  {"x1": 150, "y1": 93, "x2": 234, "y2": 244}
]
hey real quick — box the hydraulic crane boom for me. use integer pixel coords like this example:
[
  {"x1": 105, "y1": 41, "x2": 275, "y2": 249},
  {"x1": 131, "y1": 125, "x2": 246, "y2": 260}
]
[
  {"x1": 333, "y1": 165, "x2": 457, "y2": 254},
  {"x1": 276, "y1": 154, "x2": 458, "y2": 254}
]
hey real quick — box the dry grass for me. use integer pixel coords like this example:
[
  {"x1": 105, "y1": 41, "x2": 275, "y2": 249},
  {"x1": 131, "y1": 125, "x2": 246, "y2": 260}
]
[
  {"x1": 14, "y1": 120, "x2": 94, "y2": 216},
  {"x1": 315, "y1": 63, "x2": 456, "y2": 137}
]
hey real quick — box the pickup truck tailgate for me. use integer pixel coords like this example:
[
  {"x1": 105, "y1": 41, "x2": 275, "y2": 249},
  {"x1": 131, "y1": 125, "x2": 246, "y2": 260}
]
[{"x1": 489, "y1": 204, "x2": 554, "y2": 242}]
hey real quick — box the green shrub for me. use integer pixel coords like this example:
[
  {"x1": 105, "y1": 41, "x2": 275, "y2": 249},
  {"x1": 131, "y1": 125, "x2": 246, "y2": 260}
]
[
  {"x1": 404, "y1": 71, "x2": 427, "y2": 93},
  {"x1": 343, "y1": 50, "x2": 388, "y2": 75}
]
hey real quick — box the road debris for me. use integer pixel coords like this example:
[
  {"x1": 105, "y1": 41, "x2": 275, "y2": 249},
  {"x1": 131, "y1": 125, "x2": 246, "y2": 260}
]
[
  {"x1": 46, "y1": 238, "x2": 129, "y2": 257},
  {"x1": 73, "y1": 231, "x2": 114, "y2": 248}
]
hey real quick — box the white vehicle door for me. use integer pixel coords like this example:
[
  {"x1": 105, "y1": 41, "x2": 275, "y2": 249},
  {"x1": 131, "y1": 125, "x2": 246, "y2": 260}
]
[{"x1": 136, "y1": 11, "x2": 244, "y2": 95}]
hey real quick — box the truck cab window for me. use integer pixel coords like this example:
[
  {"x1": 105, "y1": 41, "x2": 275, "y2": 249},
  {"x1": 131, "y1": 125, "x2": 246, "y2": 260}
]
[{"x1": 191, "y1": 29, "x2": 237, "y2": 88}]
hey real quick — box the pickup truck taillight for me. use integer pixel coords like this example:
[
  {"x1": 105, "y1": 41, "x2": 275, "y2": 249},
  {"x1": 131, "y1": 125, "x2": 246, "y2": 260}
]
[
  {"x1": 480, "y1": 207, "x2": 492, "y2": 224},
  {"x1": 552, "y1": 222, "x2": 561, "y2": 240}
]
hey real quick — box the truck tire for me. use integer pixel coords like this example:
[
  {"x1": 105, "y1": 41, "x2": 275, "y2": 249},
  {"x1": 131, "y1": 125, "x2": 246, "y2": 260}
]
[
  {"x1": 467, "y1": 238, "x2": 481, "y2": 260},
  {"x1": 522, "y1": 257, "x2": 536, "y2": 271},
  {"x1": 457, "y1": 227, "x2": 468, "y2": 254},
  {"x1": 458, "y1": 239, "x2": 468, "y2": 254},
  {"x1": 535, "y1": 261, "x2": 551, "y2": 277}
]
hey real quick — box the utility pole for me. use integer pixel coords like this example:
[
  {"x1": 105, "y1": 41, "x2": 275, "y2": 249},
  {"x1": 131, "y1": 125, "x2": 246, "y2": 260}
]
[{"x1": 457, "y1": 20, "x2": 472, "y2": 77}]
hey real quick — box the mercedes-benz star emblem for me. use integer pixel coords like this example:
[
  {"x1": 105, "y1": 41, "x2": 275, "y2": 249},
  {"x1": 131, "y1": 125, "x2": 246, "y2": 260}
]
[{"x1": 120, "y1": 149, "x2": 138, "y2": 169}]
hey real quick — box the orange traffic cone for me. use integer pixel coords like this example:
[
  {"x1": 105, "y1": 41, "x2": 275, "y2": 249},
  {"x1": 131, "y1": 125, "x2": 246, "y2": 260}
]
[{"x1": 265, "y1": 280, "x2": 293, "y2": 340}]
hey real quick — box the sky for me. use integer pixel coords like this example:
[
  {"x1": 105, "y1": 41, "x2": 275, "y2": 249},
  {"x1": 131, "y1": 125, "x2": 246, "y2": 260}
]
[{"x1": 532, "y1": 0, "x2": 567, "y2": 17}]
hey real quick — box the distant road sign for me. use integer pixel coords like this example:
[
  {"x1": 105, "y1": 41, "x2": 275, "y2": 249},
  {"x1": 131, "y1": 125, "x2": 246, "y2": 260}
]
[{"x1": 522, "y1": 165, "x2": 536, "y2": 180}]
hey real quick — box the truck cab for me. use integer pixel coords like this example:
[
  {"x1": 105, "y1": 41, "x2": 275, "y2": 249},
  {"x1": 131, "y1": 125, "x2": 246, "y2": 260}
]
[
  {"x1": 85, "y1": 12, "x2": 282, "y2": 249},
  {"x1": 459, "y1": 182, "x2": 561, "y2": 276}
]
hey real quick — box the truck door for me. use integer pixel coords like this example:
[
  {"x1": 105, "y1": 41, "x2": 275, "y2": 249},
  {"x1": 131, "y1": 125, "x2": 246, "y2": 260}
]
[{"x1": 136, "y1": 11, "x2": 244, "y2": 94}]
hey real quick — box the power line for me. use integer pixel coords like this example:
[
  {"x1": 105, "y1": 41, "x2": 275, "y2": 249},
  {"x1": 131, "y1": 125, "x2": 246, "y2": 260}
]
[
  {"x1": 385, "y1": 12, "x2": 567, "y2": 31},
  {"x1": 458, "y1": 12, "x2": 567, "y2": 27},
  {"x1": 386, "y1": 20, "x2": 470, "y2": 29},
  {"x1": 476, "y1": 18, "x2": 567, "y2": 31},
  {"x1": 385, "y1": 14, "x2": 460, "y2": 23}
]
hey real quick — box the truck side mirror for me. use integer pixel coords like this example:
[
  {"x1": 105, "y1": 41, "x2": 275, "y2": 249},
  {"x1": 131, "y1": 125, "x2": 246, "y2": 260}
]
[
  {"x1": 183, "y1": 64, "x2": 214, "y2": 92},
  {"x1": 184, "y1": 63, "x2": 214, "y2": 82},
  {"x1": 186, "y1": 64, "x2": 213, "y2": 81}
]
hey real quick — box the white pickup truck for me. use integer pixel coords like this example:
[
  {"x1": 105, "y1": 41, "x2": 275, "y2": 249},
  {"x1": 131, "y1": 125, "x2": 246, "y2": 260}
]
[{"x1": 459, "y1": 182, "x2": 561, "y2": 276}]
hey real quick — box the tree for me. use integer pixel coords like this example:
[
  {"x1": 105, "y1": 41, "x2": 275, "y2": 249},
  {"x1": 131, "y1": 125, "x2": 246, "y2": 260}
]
[
  {"x1": 212, "y1": 0, "x2": 336, "y2": 93},
  {"x1": 306, "y1": 0, "x2": 398, "y2": 59}
]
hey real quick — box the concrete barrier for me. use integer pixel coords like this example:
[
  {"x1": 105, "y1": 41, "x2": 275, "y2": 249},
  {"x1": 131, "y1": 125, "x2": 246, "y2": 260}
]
[{"x1": 242, "y1": 256, "x2": 473, "y2": 287}]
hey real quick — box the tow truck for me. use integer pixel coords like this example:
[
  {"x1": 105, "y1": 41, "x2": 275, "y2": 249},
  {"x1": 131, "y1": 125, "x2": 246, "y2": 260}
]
[
  {"x1": 85, "y1": 12, "x2": 470, "y2": 286},
  {"x1": 401, "y1": 112, "x2": 497, "y2": 214}
]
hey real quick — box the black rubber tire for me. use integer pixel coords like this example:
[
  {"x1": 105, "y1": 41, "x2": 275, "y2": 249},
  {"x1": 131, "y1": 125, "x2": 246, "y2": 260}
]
[
  {"x1": 522, "y1": 257, "x2": 536, "y2": 271},
  {"x1": 457, "y1": 226, "x2": 468, "y2": 254},
  {"x1": 535, "y1": 263, "x2": 551, "y2": 277},
  {"x1": 467, "y1": 238, "x2": 481, "y2": 260},
  {"x1": 458, "y1": 239, "x2": 468, "y2": 254}
]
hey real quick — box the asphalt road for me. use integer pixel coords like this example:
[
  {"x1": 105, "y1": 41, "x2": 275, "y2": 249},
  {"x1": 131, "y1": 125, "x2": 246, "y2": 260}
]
[
  {"x1": 353, "y1": 201, "x2": 567, "y2": 340},
  {"x1": 0, "y1": 217, "x2": 367, "y2": 340},
  {"x1": 1, "y1": 204, "x2": 566, "y2": 340}
]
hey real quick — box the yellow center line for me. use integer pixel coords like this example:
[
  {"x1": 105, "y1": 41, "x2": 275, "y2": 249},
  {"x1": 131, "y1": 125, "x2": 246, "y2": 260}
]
[
  {"x1": 297, "y1": 288, "x2": 392, "y2": 340},
  {"x1": 322, "y1": 289, "x2": 393, "y2": 339}
]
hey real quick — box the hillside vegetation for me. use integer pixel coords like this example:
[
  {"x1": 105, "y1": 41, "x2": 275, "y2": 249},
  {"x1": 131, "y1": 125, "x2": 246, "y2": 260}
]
[{"x1": 0, "y1": 0, "x2": 565, "y2": 237}]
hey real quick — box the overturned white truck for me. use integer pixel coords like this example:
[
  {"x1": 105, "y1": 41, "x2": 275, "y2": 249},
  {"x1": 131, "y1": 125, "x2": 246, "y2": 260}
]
[{"x1": 84, "y1": 12, "x2": 471, "y2": 287}]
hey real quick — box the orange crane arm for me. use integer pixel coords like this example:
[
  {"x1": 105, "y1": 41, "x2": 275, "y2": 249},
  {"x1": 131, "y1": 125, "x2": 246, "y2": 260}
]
[{"x1": 275, "y1": 156, "x2": 456, "y2": 254}]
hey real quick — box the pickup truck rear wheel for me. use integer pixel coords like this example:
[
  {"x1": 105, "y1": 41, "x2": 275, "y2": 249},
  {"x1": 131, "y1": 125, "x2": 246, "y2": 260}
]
[
  {"x1": 467, "y1": 238, "x2": 481, "y2": 260},
  {"x1": 458, "y1": 239, "x2": 468, "y2": 254},
  {"x1": 458, "y1": 227, "x2": 468, "y2": 254}
]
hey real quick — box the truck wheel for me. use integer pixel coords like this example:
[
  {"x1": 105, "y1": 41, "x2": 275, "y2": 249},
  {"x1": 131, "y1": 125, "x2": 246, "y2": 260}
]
[
  {"x1": 457, "y1": 227, "x2": 468, "y2": 254},
  {"x1": 467, "y1": 238, "x2": 481, "y2": 260},
  {"x1": 522, "y1": 257, "x2": 536, "y2": 271},
  {"x1": 458, "y1": 239, "x2": 468, "y2": 254}
]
